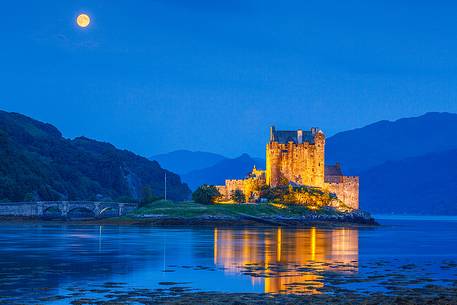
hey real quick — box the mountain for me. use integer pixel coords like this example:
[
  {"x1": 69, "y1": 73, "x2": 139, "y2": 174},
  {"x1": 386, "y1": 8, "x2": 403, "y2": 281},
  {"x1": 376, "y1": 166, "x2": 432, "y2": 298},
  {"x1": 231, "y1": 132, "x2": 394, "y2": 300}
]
[
  {"x1": 0, "y1": 111, "x2": 190, "y2": 202},
  {"x1": 360, "y1": 149, "x2": 457, "y2": 215},
  {"x1": 182, "y1": 154, "x2": 265, "y2": 190},
  {"x1": 151, "y1": 149, "x2": 265, "y2": 190},
  {"x1": 325, "y1": 112, "x2": 457, "y2": 214},
  {"x1": 326, "y1": 112, "x2": 457, "y2": 174},
  {"x1": 151, "y1": 150, "x2": 226, "y2": 175}
]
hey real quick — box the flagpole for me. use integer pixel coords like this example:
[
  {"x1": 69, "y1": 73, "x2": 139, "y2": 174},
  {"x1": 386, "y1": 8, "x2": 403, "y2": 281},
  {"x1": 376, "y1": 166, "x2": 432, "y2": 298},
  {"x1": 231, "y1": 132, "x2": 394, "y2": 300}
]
[{"x1": 164, "y1": 172, "x2": 167, "y2": 201}]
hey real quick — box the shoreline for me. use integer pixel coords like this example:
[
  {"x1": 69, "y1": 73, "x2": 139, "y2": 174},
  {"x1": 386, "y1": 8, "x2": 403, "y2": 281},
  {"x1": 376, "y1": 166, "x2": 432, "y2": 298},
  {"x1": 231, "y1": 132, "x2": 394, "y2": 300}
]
[
  {"x1": 0, "y1": 200, "x2": 378, "y2": 227},
  {"x1": 0, "y1": 213, "x2": 378, "y2": 228},
  {"x1": 65, "y1": 289, "x2": 457, "y2": 305}
]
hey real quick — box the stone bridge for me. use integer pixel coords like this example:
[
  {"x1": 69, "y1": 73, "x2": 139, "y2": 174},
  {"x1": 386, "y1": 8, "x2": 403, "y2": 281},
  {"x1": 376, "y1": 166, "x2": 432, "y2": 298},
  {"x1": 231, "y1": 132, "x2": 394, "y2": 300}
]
[{"x1": 0, "y1": 201, "x2": 138, "y2": 218}]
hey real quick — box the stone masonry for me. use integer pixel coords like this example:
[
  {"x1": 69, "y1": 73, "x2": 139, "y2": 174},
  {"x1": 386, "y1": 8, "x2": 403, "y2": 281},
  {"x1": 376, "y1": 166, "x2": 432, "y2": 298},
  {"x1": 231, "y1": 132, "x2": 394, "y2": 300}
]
[{"x1": 0, "y1": 201, "x2": 138, "y2": 218}]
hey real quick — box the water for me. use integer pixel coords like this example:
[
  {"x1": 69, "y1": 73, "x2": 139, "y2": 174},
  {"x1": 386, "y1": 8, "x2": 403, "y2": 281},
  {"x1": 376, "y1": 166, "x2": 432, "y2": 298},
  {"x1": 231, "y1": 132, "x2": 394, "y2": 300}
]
[{"x1": 0, "y1": 217, "x2": 457, "y2": 303}]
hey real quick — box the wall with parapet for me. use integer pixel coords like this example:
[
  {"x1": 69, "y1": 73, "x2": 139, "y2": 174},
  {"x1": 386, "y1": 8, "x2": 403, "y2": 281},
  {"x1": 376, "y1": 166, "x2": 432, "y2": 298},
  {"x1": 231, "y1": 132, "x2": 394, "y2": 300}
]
[
  {"x1": 224, "y1": 179, "x2": 245, "y2": 200},
  {"x1": 325, "y1": 176, "x2": 359, "y2": 210},
  {"x1": 217, "y1": 175, "x2": 265, "y2": 202}
]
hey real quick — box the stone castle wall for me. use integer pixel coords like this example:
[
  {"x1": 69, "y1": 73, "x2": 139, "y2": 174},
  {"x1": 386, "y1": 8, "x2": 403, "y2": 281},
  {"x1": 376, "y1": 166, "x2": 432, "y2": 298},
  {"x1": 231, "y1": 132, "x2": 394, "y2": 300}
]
[
  {"x1": 266, "y1": 132, "x2": 325, "y2": 188},
  {"x1": 217, "y1": 176, "x2": 265, "y2": 203},
  {"x1": 224, "y1": 179, "x2": 245, "y2": 198},
  {"x1": 216, "y1": 179, "x2": 245, "y2": 202},
  {"x1": 215, "y1": 185, "x2": 228, "y2": 199},
  {"x1": 324, "y1": 176, "x2": 359, "y2": 210}
]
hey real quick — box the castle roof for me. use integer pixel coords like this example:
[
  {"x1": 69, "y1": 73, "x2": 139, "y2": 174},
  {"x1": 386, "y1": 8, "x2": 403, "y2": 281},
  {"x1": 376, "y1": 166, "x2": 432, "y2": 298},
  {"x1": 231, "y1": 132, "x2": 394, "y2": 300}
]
[
  {"x1": 325, "y1": 164, "x2": 343, "y2": 177},
  {"x1": 270, "y1": 127, "x2": 320, "y2": 144}
]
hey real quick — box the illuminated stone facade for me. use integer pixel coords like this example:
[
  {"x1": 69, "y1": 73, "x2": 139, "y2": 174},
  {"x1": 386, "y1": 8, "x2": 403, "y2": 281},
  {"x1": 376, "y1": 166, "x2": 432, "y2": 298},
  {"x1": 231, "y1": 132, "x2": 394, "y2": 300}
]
[
  {"x1": 216, "y1": 126, "x2": 359, "y2": 209},
  {"x1": 216, "y1": 166, "x2": 266, "y2": 202},
  {"x1": 266, "y1": 127, "x2": 325, "y2": 188},
  {"x1": 325, "y1": 172, "x2": 359, "y2": 210}
]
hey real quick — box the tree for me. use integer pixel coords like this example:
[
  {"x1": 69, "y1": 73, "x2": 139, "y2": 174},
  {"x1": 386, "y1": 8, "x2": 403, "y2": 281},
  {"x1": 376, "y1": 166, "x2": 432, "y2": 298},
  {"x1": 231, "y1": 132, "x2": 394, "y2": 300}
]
[
  {"x1": 140, "y1": 185, "x2": 159, "y2": 207},
  {"x1": 231, "y1": 189, "x2": 245, "y2": 203},
  {"x1": 192, "y1": 185, "x2": 221, "y2": 204},
  {"x1": 23, "y1": 192, "x2": 34, "y2": 202}
]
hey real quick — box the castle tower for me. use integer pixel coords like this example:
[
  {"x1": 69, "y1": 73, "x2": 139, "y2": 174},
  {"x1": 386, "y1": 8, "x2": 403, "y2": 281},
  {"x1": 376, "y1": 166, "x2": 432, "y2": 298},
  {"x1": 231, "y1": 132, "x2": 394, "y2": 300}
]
[{"x1": 266, "y1": 126, "x2": 325, "y2": 188}]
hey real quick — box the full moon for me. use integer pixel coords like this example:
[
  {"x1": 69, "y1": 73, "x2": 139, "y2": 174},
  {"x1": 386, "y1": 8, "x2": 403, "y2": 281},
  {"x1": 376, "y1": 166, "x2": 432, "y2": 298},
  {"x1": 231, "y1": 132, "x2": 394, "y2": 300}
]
[{"x1": 76, "y1": 14, "x2": 91, "y2": 28}]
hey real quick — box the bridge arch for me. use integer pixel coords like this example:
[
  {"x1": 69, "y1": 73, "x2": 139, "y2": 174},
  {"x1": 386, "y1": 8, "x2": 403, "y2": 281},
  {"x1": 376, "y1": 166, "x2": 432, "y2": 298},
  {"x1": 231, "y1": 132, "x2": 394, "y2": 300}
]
[
  {"x1": 67, "y1": 207, "x2": 96, "y2": 219},
  {"x1": 0, "y1": 201, "x2": 138, "y2": 218},
  {"x1": 98, "y1": 206, "x2": 118, "y2": 218},
  {"x1": 42, "y1": 206, "x2": 62, "y2": 218}
]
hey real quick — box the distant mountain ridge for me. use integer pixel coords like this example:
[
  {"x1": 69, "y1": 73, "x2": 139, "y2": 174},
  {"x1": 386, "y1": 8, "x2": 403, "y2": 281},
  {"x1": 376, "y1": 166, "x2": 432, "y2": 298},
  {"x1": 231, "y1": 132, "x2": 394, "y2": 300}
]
[
  {"x1": 151, "y1": 150, "x2": 225, "y2": 175},
  {"x1": 360, "y1": 149, "x2": 457, "y2": 214},
  {"x1": 326, "y1": 112, "x2": 457, "y2": 174},
  {"x1": 182, "y1": 154, "x2": 265, "y2": 190},
  {"x1": 0, "y1": 111, "x2": 190, "y2": 202},
  {"x1": 326, "y1": 112, "x2": 457, "y2": 214}
]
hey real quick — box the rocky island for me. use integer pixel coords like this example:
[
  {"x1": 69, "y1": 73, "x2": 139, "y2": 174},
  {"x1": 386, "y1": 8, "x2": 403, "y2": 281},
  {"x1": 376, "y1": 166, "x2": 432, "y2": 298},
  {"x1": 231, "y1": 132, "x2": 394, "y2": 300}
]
[{"x1": 121, "y1": 200, "x2": 376, "y2": 227}]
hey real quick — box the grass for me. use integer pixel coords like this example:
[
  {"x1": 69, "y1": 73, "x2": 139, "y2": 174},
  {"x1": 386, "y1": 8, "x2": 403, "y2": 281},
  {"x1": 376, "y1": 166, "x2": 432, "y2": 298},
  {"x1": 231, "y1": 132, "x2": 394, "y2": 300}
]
[{"x1": 131, "y1": 200, "x2": 341, "y2": 218}]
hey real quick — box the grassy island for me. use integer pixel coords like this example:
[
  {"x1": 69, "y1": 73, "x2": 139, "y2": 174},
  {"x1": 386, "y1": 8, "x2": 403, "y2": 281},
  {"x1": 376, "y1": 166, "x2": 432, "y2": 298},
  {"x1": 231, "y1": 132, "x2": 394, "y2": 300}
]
[
  {"x1": 120, "y1": 200, "x2": 376, "y2": 226},
  {"x1": 134, "y1": 200, "x2": 335, "y2": 218}
]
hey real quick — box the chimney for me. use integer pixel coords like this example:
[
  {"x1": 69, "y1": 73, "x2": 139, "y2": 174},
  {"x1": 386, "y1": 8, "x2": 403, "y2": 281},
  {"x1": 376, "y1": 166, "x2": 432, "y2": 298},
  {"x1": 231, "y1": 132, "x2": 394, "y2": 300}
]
[
  {"x1": 269, "y1": 126, "x2": 276, "y2": 142},
  {"x1": 297, "y1": 129, "x2": 303, "y2": 144}
]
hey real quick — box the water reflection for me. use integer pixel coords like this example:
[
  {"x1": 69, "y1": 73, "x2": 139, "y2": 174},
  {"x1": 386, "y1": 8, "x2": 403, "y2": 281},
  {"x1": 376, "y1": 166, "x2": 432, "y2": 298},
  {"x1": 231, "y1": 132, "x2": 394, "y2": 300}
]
[
  {"x1": 2, "y1": 221, "x2": 457, "y2": 303},
  {"x1": 213, "y1": 227, "x2": 359, "y2": 294}
]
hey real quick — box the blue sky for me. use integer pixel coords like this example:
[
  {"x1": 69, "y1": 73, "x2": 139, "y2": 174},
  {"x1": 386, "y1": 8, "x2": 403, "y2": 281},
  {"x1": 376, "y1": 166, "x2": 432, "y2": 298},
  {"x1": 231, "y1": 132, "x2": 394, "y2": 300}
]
[{"x1": 1, "y1": 0, "x2": 457, "y2": 158}]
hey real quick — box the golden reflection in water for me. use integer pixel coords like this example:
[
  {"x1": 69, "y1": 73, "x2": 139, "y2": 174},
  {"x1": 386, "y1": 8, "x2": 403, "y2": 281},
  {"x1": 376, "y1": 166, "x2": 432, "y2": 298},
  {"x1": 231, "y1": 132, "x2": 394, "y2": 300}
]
[
  {"x1": 276, "y1": 227, "x2": 282, "y2": 262},
  {"x1": 213, "y1": 227, "x2": 358, "y2": 294},
  {"x1": 310, "y1": 227, "x2": 316, "y2": 261},
  {"x1": 214, "y1": 228, "x2": 218, "y2": 264}
]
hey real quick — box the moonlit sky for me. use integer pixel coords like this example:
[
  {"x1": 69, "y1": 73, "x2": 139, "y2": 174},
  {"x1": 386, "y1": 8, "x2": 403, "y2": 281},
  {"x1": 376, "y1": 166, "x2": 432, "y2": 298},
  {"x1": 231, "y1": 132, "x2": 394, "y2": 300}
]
[{"x1": 1, "y1": 0, "x2": 457, "y2": 158}]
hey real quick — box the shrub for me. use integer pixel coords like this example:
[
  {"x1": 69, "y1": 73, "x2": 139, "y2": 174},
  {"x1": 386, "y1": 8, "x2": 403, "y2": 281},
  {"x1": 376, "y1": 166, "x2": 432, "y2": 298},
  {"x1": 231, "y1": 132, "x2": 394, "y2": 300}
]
[
  {"x1": 23, "y1": 192, "x2": 34, "y2": 202},
  {"x1": 192, "y1": 185, "x2": 221, "y2": 204},
  {"x1": 231, "y1": 189, "x2": 245, "y2": 203},
  {"x1": 261, "y1": 184, "x2": 334, "y2": 207}
]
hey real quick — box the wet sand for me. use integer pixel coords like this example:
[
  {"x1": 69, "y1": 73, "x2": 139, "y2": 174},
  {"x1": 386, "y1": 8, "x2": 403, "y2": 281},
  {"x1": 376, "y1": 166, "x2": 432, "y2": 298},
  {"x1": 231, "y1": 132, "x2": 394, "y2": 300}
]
[{"x1": 31, "y1": 283, "x2": 457, "y2": 305}]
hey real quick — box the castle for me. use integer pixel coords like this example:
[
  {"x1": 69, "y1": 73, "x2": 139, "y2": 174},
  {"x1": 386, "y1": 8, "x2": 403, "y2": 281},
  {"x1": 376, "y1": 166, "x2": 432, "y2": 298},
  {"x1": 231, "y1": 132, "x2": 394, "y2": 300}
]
[{"x1": 216, "y1": 127, "x2": 359, "y2": 209}]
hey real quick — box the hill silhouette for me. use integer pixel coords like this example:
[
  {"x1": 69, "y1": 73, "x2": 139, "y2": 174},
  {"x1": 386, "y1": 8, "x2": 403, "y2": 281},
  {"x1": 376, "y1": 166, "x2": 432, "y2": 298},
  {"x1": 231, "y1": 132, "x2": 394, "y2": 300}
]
[
  {"x1": 0, "y1": 111, "x2": 190, "y2": 202},
  {"x1": 360, "y1": 149, "x2": 457, "y2": 214},
  {"x1": 182, "y1": 154, "x2": 264, "y2": 190},
  {"x1": 151, "y1": 150, "x2": 225, "y2": 175},
  {"x1": 327, "y1": 112, "x2": 457, "y2": 174}
]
